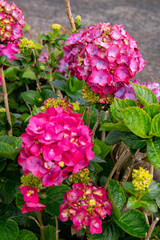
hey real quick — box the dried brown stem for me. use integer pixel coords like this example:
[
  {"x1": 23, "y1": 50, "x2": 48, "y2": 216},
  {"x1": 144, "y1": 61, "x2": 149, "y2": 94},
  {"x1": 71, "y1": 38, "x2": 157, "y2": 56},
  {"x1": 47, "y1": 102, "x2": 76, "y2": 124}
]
[
  {"x1": 35, "y1": 73, "x2": 41, "y2": 92},
  {"x1": 49, "y1": 69, "x2": 55, "y2": 92},
  {"x1": 104, "y1": 145, "x2": 132, "y2": 189},
  {"x1": 149, "y1": 164, "x2": 154, "y2": 176},
  {"x1": 0, "y1": 66, "x2": 12, "y2": 136},
  {"x1": 82, "y1": 107, "x2": 87, "y2": 119},
  {"x1": 145, "y1": 217, "x2": 159, "y2": 240},
  {"x1": 86, "y1": 106, "x2": 92, "y2": 127},
  {"x1": 65, "y1": 0, "x2": 76, "y2": 31},
  {"x1": 92, "y1": 109, "x2": 101, "y2": 138},
  {"x1": 35, "y1": 211, "x2": 45, "y2": 240},
  {"x1": 101, "y1": 111, "x2": 108, "y2": 141},
  {"x1": 143, "y1": 212, "x2": 149, "y2": 225},
  {"x1": 55, "y1": 216, "x2": 59, "y2": 240}
]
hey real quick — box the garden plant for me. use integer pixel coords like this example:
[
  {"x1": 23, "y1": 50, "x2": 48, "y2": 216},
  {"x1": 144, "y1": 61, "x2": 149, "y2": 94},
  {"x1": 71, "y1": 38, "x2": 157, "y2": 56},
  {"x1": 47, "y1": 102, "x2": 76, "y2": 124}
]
[{"x1": 1, "y1": 0, "x2": 160, "y2": 239}]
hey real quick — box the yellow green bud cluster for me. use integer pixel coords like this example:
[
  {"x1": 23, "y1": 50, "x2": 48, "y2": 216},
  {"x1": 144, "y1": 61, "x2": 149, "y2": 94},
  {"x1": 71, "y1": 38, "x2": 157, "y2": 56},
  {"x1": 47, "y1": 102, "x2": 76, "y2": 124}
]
[
  {"x1": 52, "y1": 24, "x2": 62, "y2": 30},
  {"x1": 132, "y1": 167, "x2": 153, "y2": 191},
  {"x1": 0, "y1": 108, "x2": 6, "y2": 112},
  {"x1": 82, "y1": 83, "x2": 114, "y2": 106},
  {"x1": 21, "y1": 173, "x2": 42, "y2": 191},
  {"x1": 75, "y1": 15, "x2": 81, "y2": 22},
  {"x1": 68, "y1": 168, "x2": 90, "y2": 185},
  {"x1": 41, "y1": 98, "x2": 74, "y2": 111},
  {"x1": 19, "y1": 37, "x2": 35, "y2": 54}
]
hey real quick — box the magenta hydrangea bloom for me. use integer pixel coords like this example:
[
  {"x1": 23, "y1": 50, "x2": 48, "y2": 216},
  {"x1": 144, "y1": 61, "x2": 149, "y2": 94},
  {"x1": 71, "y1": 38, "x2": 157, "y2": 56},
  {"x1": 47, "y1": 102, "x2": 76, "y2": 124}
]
[
  {"x1": 22, "y1": 202, "x2": 46, "y2": 213},
  {"x1": 0, "y1": 42, "x2": 19, "y2": 61},
  {"x1": 19, "y1": 185, "x2": 46, "y2": 213},
  {"x1": 0, "y1": 0, "x2": 25, "y2": 43},
  {"x1": 59, "y1": 182, "x2": 112, "y2": 234},
  {"x1": 18, "y1": 106, "x2": 94, "y2": 187},
  {"x1": 63, "y1": 22, "x2": 146, "y2": 98},
  {"x1": 115, "y1": 79, "x2": 160, "y2": 103}
]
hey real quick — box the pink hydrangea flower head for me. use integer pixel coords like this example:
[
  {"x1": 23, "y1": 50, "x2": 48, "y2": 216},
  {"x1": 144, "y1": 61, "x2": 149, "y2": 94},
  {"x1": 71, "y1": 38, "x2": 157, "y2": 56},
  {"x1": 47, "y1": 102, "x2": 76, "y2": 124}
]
[
  {"x1": 18, "y1": 106, "x2": 94, "y2": 187},
  {"x1": 59, "y1": 183, "x2": 112, "y2": 234},
  {"x1": 0, "y1": 42, "x2": 19, "y2": 61},
  {"x1": 0, "y1": 0, "x2": 25, "y2": 43},
  {"x1": 63, "y1": 22, "x2": 146, "y2": 99}
]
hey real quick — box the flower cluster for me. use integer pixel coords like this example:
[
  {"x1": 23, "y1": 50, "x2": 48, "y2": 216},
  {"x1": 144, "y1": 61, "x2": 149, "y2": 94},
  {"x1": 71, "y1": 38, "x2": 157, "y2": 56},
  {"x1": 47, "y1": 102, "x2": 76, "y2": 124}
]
[
  {"x1": 0, "y1": 0, "x2": 25, "y2": 43},
  {"x1": 19, "y1": 37, "x2": 35, "y2": 54},
  {"x1": 19, "y1": 185, "x2": 46, "y2": 213},
  {"x1": 59, "y1": 182, "x2": 112, "y2": 234},
  {"x1": 82, "y1": 83, "x2": 114, "y2": 106},
  {"x1": 18, "y1": 106, "x2": 94, "y2": 187},
  {"x1": 115, "y1": 79, "x2": 160, "y2": 103},
  {"x1": 52, "y1": 24, "x2": 62, "y2": 30},
  {"x1": 132, "y1": 167, "x2": 152, "y2": 191},
  {"x1": 68, "y1": 168, "x2": 91, "y2": 185},
  {"x1": 41, "y1": 98, "x2": 74, "y2": 111},
  {"x1": 63, "y1": 22, "x2": 146, "y2": 98}
]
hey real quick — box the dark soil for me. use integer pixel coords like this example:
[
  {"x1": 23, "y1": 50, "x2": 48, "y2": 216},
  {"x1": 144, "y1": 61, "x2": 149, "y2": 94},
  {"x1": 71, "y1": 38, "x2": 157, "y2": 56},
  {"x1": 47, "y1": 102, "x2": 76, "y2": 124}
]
[{"x1": 12, "y1": 0, "x2": 160, "y2": 83}]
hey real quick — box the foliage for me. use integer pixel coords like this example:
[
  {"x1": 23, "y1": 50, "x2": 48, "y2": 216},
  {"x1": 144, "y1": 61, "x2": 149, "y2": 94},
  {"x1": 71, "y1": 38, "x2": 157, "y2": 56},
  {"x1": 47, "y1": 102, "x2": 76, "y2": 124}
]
[{"x1": 0, "y1": 0, "x2": 160, "y2": 240}]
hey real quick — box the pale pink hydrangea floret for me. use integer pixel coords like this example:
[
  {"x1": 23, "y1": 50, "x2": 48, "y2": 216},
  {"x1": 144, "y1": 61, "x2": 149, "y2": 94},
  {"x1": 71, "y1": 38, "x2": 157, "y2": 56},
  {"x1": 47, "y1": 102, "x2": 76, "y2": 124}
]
[
  {"x1": 63, "y1": 22, "x2": 146, "y2": 99},
  {"x1": 59, "y1": 182, "x2": 112, "y2": 235},
  {"x1": 0, "y1": 0, "x2": 25, "y2": 43},
  {"x1": 18, "y1": 106, "x2": 94, "y2": 187}
]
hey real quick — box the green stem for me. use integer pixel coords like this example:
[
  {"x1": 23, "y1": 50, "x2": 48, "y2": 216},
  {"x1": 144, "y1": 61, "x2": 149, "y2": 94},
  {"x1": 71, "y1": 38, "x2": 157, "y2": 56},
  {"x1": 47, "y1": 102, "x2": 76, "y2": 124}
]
[{"x1": 36, "y1": 211, "x2": 45, "y2": 240}]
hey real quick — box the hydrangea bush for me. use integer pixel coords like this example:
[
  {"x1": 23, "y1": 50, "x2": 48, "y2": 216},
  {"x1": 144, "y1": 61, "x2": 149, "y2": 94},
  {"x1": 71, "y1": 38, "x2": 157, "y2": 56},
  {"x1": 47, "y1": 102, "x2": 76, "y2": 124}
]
[{"x1": 0, "y1": 0, "x2": 160, "y2": 240}]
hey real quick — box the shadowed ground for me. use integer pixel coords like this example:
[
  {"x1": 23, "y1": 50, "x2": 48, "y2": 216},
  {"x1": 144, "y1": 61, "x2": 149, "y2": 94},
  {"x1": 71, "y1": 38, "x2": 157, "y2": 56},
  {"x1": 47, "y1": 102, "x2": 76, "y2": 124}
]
[{"x1": 12, "y1": 0, "x2": 160, "y2": 83}]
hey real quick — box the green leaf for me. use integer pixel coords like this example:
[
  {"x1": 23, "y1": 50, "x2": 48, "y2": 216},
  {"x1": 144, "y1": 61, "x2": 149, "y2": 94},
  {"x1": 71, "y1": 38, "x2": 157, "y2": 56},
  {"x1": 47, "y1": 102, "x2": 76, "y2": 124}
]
[
  {"x1": 22, "y1": 68, "x2": 36, "y2": 80},
  {"x1": 66, "y1": 92, "x2": 86, "y2": 105},
  {"x1": 42, "y1": 184, "x2": 70, "y2": 216},
  {"x1": 0, "y1": 158, "x2": 6, "y2": 172},
  {"x1": 0, "y1": 216, "x2": 19, "y2": 240},
  {"x1": 127, "y1": 196, "x2": 157, "y2": 212},
  {"x1": 121, "y1": 132, "x2": 146, "y2": 149},
  {"x1": 16, "y1": 230, "x2": 38, "y2": 240},
  {"x1": 16, "y1": 193, "x2": 25, "y2": 210},
  {"x1": 105, "y1": 130, "x2": 125, "y2": 145},
  {"x1": 53, "y1": 71, "x2": 68, "y2": 81},
  {"x1": 107, "y1": 180, "x2": 126, "y2": 218},
  {"x1": 151, "y1": 113, "x2": 160, "y2": 136},
  {"x1": 121, "y1": 107, "x2": 151, "y2": 138},
  {"x1": 0, "y1": 142, "x2": 14, "y2": 158},
  {"x1": 50, "y1": 80, "x2": 67, "y2": 91},
  {"x1": 147, "y1": 139, "x2": 160, "y2": 170},
  {"x1": 44, "y1": 225, "x2": 56, "y2": 240},
  {"x1": 100, "y1": 120, "x2": 130, "y2": 132},
  {"x1": 4, "y1": 67, "x2": 17, "y2": 81},
  {"x1": 156, "y1": 195, "x2": 160, "y2": 208},
  {"x1": 87, "y1": 222, "x2": 120, "y2": 240},
  {"x1": 143, "y1": 181, "x2": 160, "y2": 199},
  {"x1": 131, "y1": 83, "x2": 158, "y2": 106},
  {"x1": 21, "y1": 90, "x2": 41, "y2": 105},
  {"x1": 122, "y1": 182, "x2": 135, "y2": 195},
  {"x1": 144, "y1": 104, "x2": 160, "y2": 118},
  {"x1": 111, "y1": 98, "x2": 137, "y2": 121},
  {"x1": 94, "y1": 139, "x2": 112, "y2": 158},
  {"x1": 41, "y1": 89, "x2": 57, "y2": 100},
  {"x1": 114, "y1": 210, "x2": 149, "y2": 238},
  {"x1": 67, "y1": 76, "x2": 84, "y2": 92},
  {"x1": 90, "y1": 155, "x2": 106, "y2": 163}
]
